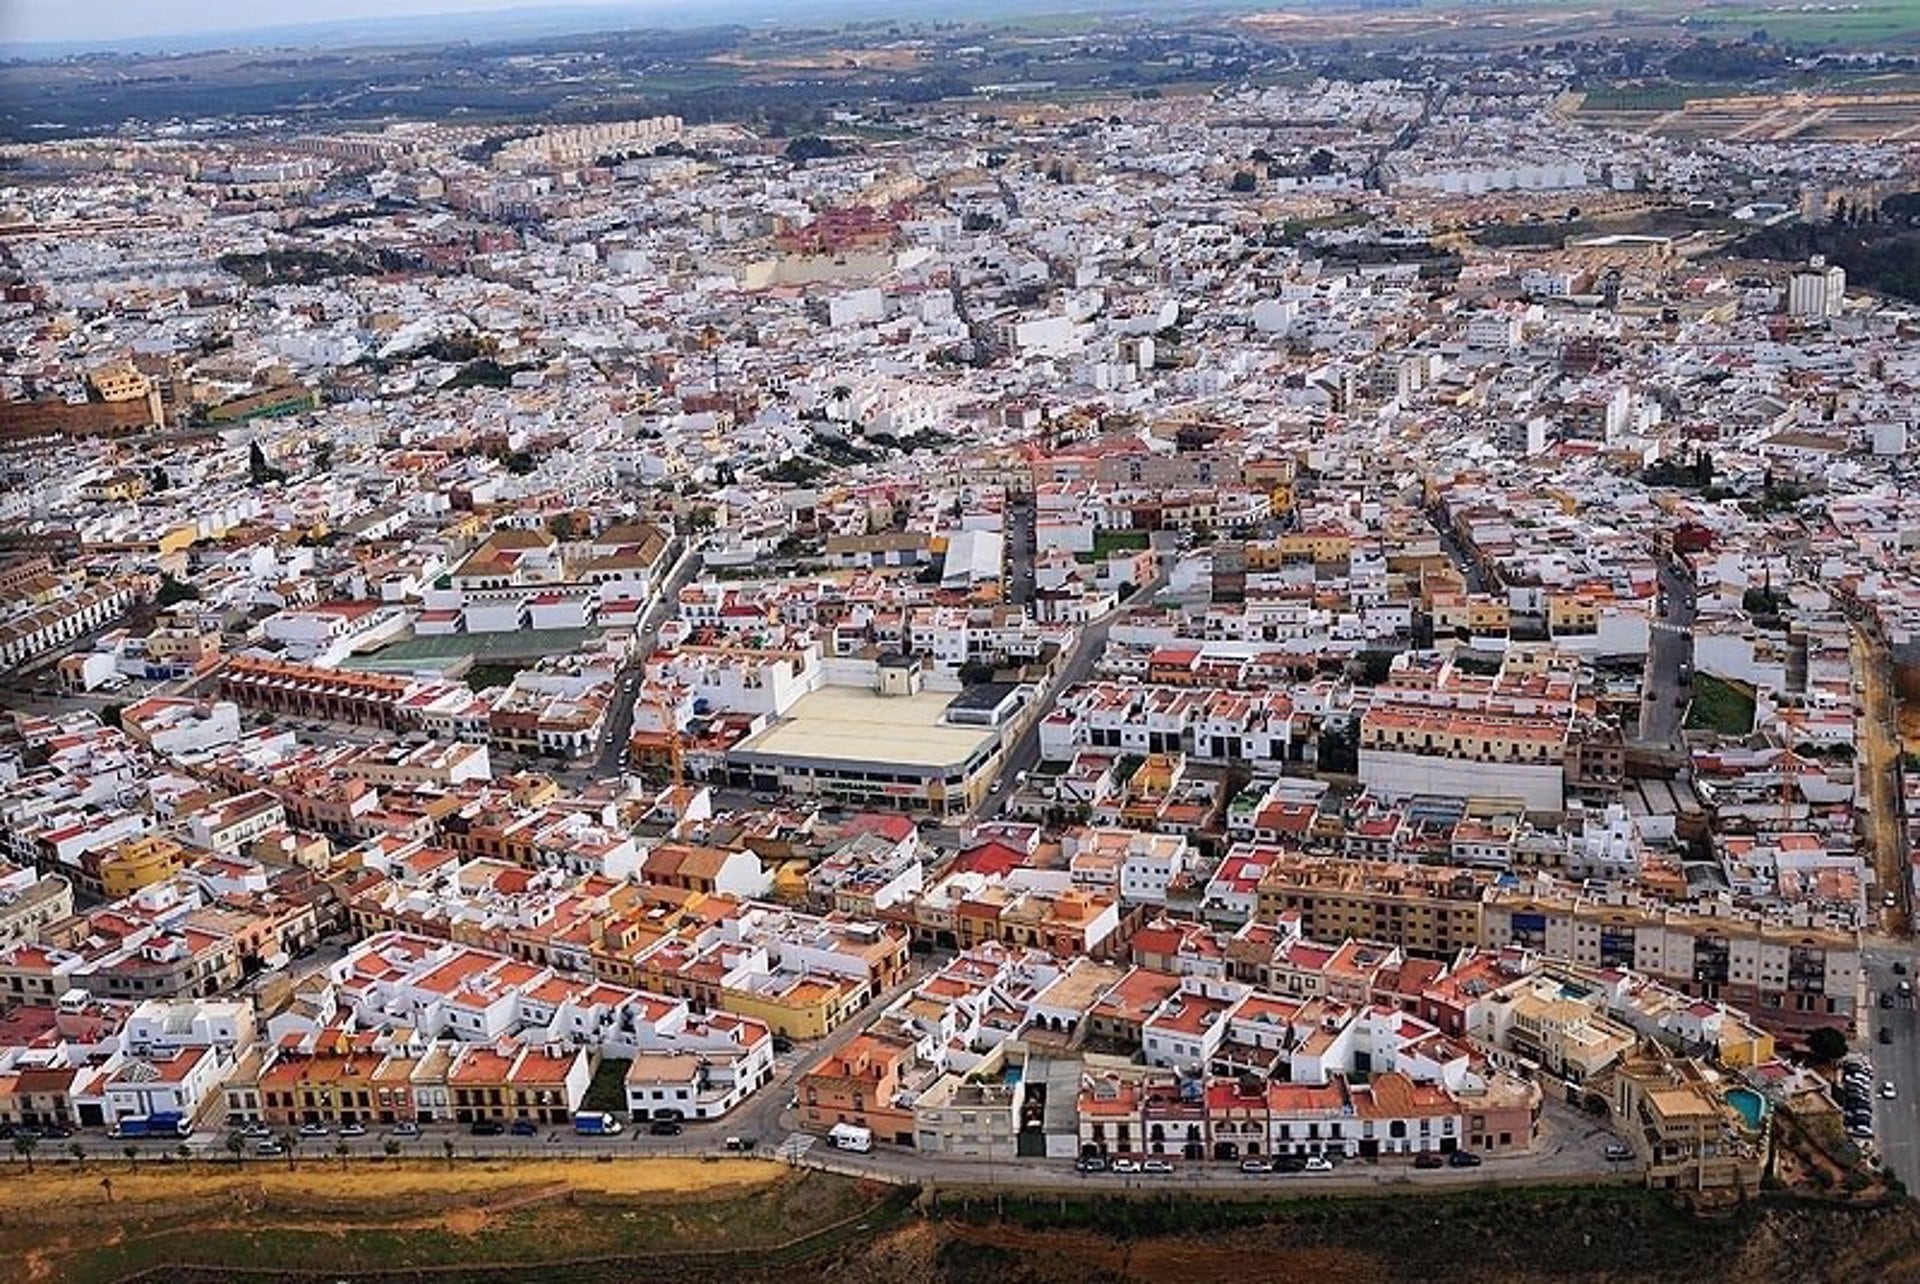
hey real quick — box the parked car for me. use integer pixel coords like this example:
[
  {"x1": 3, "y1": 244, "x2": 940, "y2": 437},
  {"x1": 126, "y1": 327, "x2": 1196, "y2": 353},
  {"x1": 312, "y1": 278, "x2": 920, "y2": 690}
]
[
  {"x1": 1882, "y1": 1081, "x2": 1899, "y2": 1099},
  {"x1": 1109, "y1": 1157, "x2": 1141, "y2": 1174},
  {"x1": 1882, "y1": 993, "x2": 1896, "y2": 1009},
  {"x1": 1238, "y1": 1158, "x2": 1273, "y2": 1174},
  {"x1": 391, "y1": 1121, "x2": 420, "y2": 1137},
  {"x1": 1076, "y1": 1156, "x2": 1109, "y2": 1173},
  {"x1": 1141, "y1": 1159, "x2": 1175, "y2": 1175},
  {"x1": 338, "y1": 1123, "x2": 367, "y2": 1138},
  {"x1": 771, "y1": 1035, "x2": 794, "y2": 1054},
  {"x1": 1447, "y1": 1150, "x2": 1483, "y2": 1168},
  {"x1": 509, "y1": 1119, "x2": 540, "y2": 1136},
  {"x1": 648, "y1": 1120, "x2": 684, "y2": 1136},
  {"x1": 1303, "y1": 1156, "x2": 1334, "y2": 1173},
  {"x1": 1881, "y1": 1027, "x2": 1894, "y2": 1045},
  {"x1": 1413, "y1": 1152, "x2": 1445, "y2": 1169},
  {"x1": 1273, "y1": 1154, "x2": 1307, "y2": 1173},
  {"x1": 297, "y1": 1123, "x2": 330, "y2": 1138},
  {"x1": 1604, "y1": 1143, "x2": 1634, "y2": 1162},
  {"x1": 470, "y1": 1120, "x2": 505, "y2": 1136},
  {"x1": 256, "y1": 1140, "x2": 285, "y2": 1156},
  {"x1": 1896, "y1": 961, "x2": 1910, "y2": 976}
]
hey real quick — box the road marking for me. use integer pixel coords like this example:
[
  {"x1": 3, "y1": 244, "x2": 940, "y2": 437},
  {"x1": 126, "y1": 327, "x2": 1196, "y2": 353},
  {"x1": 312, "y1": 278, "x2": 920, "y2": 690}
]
[{"x1": 775, "y1": 1132, "x2": 815, "y2": 1160}]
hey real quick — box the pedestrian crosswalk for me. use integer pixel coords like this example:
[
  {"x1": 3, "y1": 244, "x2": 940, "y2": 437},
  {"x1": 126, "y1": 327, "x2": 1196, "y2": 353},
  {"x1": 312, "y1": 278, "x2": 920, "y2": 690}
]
[{"x1": 774, "y1": 1133, "x2": 815, "y2": 1161}]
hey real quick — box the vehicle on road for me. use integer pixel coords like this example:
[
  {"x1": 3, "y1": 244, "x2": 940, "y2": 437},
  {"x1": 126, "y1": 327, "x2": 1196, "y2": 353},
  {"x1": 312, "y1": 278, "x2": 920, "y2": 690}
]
[
  {"x1": 1273, "y1": 1155, "x2": 1307, "y2": 1173},
  {"x1": 110, "y1": 1113, "x2": 194, "y2": 1140},
  {"x1": 1882, "y1": 993, "x2": 1895, "y2": 1009},
  {"x1": 1141, "y1": 1159, "x2": 1175, "y2": 1175},
  {"x1": 1605, "y1": 1143, "x2": 1634, "y2": 1162},
  {"x1": 297, "y1": 1123, "x2": 330, "y2": 1138},
  {"x1": 1448, "y1": 1150, "x2": 1483, "y2": 1168},
  {"x1": 1896, "y1": 961, "x2": 1909, "y2": 976},
  {"x1": 1882, "y1": 1081, "x2": 1899, "y2": 1099},
  {"x1": 1239, "y1": 1158, "x2": 1273, "y2": 1174},
  {"x1": 1901, "y1": 980, "x2": 1913, "y2": 998},
  {"x1": 1303, "y1": 1156, "x2": 1334, "y2": 1173},
  {"x1": 470, "y1": 1120, "x2": 505, "y2": 1136},
  {"x1": 647, "y1": 1120, "x2": 683, "y2": 1136},
  {"x1": 1881, "y1": 1027, "x2": 1894, "y2": 1044},
  {"x1": 391, "y1": 1121, "x2": 420, "y2": 1137},
  {"x1": 1076, "y1": 1156, "x2": 1108, "y2": 1173},
  {"x1": 509, "y1": 1119, "x2": 540, "y2": 1136},
  {"x1": 1109, "y1": 1157, "x2": 1141, "y2": 1174},
  {"x1": 574, "y1": 1112, "x2": 623, "y2": 1137},
  {"x1": 724, "y1": 1136, "x2": 755, "y2": 1152},
  {"x1": 1414, "y1": 1152, "x2": 1445, "y2": 1169},
  {"x1": 338, "y1": 1123, "x2": 367, "y2": 1138},
  {"x1": 256, "y1": 1139, "x2": 285, "y2": 1156},
  {"x1": 829, "y1": 1122, "x2": 872, "y2": 1153}
]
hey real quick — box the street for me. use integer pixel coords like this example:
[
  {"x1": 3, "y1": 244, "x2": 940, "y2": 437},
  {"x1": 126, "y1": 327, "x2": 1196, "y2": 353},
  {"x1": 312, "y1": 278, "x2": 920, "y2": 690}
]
[
  {"x1": 1861, "y1": 946, "x2": 1920, "y2": 1187},
  {"x1": 1639, "y1": 551, "x2": 1696, "y2": 747},
  {"x1": 977, "y1": 531, "x2": 1175, "y2": 822},
  {"x1": 589, "y1": 535, "x2": 706, "y2": 778}
]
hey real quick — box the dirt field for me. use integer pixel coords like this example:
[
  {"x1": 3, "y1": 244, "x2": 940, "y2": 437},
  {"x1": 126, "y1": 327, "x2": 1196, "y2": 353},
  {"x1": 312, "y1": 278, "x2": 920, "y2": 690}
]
[{"x1": 1, "y1": 1156, "x2": 779, "y2": 1215}]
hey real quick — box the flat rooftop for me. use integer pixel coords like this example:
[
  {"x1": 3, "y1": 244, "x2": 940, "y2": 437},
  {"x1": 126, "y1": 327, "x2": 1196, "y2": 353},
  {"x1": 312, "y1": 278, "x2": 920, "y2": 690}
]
[{"x1": 731, "y1": 686, "x2": 998, "y2": 772}]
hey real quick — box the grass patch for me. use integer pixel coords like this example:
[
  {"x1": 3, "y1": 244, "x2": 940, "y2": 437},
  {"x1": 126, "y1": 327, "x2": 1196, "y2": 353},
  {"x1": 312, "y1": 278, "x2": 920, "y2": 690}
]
[
  {"x1": 581, "y1": 1055, "x2": 631, "y2": 1114},
  {"x1": 1090, "y1": 529, "x2": 1151, "y2": 558},
  {"x1": 465, "y1": 661, "x2": 530, "y2": 690},
  {"x1": 1685, "y1": 673, "x2": 1757, "y2": 736}
]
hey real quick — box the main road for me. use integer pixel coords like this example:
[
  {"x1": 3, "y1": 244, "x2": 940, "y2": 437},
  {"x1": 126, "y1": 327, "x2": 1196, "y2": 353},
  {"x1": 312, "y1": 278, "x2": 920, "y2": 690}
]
[
  {"x1": 978, "y1": 531, "x2": 1176, "y2": 822},
  {"x1": 1639, "y1": 550, "x2": 1696, "y2": 747},
  {"x1": 1861, "y1": 945, "x2": 1920, "y2": 1188}
]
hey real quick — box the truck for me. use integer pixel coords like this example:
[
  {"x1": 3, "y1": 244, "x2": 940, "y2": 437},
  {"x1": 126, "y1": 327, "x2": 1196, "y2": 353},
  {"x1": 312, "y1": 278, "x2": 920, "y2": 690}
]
[
  {"x1": 573, "y1": 1111, "x2": 623, "y2": 1137},
  {"x1": 108, "y1": 1113, "x2": 193, "y2": 1140},
  {"x1": 828, "y1": 1122, "x2": 872, "y2": 1153}
]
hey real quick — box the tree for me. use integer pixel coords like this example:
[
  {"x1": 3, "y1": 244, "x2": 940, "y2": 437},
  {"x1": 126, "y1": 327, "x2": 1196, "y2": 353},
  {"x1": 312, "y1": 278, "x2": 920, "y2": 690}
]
[
  {"x1": 155, "y1": 573, "x2": 200, "y2": 608},
  {"x1": 149, "y1": 466, "x2": 170, "y2": 492},
  {"x1": 280, "y1": 1133, "x2": 299, "y2": 1170},
  {"x1": 122, "y1": 1144, "x2": 138, "y2": 1169},
  {"x1": 546, "y1": 511, "x2": 580, "y2": 542},
  {"x1": 101, "y1": 704, "x2": 125, "y2": 730},
  {"x1": 441, "y1": 1137, "x2": 457, "y2": 1167},
  {"x1": 335, "y1": 1140, "x2": 352, "y2": 1167},
  {"x1": 1229, "y1": 170, "x2": 1257, "y2": 194},
  {"x1": 247, "y1": 440, "x2": 284, "y2": 487},
  {"x1": 383, "y1": 1139, "x2": 401, "y2": 1158},
  {"x1": 175, "y1": 1144, "x2": 191, "y2": 1164},
  {"x1": 1806, "y1": 1026, "x2": 1848, "y2": 1063},
  {"x1": 226, "y1": 1133, "x2": 247, "y2": 1164},
  {"x1": 69, "y1": 1142, "x2": 85, "y2": 1167},
  {"x1": 13, "y1": 1134, "x2": 38, "y2": 1173}
]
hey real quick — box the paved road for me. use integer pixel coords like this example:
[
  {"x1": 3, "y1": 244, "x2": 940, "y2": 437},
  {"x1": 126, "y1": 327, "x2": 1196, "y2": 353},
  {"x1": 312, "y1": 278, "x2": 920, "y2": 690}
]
[
  {"x1": 590, "y1": 536, "x2": 704, "y2": 778},
  {"x1": 1005, "y1": 492, "x2": 1035, "y2": 608},
  {"x1": 977, "y1": 534, "x2": 1175, "y2": 822},
  {"x1": 1639, "y1": 552, "x2": 1696, "y2": 747},
  {"x1": 1861, "y1": 946, "x2": 1920, "y2": 1186}
]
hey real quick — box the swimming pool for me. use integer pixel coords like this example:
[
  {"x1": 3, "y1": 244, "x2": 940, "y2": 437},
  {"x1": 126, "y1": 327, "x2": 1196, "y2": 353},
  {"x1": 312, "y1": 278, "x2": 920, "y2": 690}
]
[{"x1": 1726, "y1": 1087, "x2": 1767, "y2": 1130}]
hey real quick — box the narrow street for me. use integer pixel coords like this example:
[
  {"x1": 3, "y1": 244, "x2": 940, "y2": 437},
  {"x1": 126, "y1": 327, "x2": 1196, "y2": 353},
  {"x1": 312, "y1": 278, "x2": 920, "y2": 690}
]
[{"x1": 1854, "y1": 622, "x2": 1910, "y2": 936}]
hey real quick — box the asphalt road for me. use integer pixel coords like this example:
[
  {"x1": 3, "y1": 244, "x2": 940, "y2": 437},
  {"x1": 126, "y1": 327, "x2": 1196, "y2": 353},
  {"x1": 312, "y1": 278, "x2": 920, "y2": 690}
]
[
  {"x1": 977, "y1": 534, "x2": 1175, "y2": 822},
  {"x1": 1005, "y1": 492, "x2": 1035, "y2": 607},
  {"x1": 1639, "y1": 551, "x2": 1696, "y2": 747},
  {"x1": 1862, "y1": 946, "x2": 1920, "y2": 1186},
  {"x1": 590, "y1": 536, "x2": 704, "y2": 778}
]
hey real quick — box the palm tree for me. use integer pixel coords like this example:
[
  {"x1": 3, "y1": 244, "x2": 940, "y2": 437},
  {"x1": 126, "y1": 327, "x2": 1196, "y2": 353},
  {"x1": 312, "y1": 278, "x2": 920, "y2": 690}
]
[
  {"x1": 441, "y1": 1137, "x2": 456, "y2": 1168},
  {"x1": 174, "y1": 1143, "x2": 191, "y2": 1165},
  {"x1": 226, "y1": 1133, "x2": 247, "y2": 1164},
  {"x1": 383, "y1": 1139, "x2": 401, "y2": 1159},
  {"x1": 334, "y1": 1140, "x2": 351, "y2": 1168},
  {"x1": 68, "y1": 1142, "x2": 85, "y2": 1167},
  {"x1": 13, "y1": 1134, "x2": 38, "y2": 1173},
  {"x1": 280, "y1": 1133, "x2": 299, "y2": 1170},
  {"x1": 122, "y1": 1144, "x2": 138, "y2": 1170}
]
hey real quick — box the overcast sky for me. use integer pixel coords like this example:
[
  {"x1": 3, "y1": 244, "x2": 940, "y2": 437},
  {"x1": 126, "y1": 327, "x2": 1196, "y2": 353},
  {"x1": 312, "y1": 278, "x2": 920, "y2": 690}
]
[{"x1": 4, "y1": 0, "x2": 642, "y2": 46}]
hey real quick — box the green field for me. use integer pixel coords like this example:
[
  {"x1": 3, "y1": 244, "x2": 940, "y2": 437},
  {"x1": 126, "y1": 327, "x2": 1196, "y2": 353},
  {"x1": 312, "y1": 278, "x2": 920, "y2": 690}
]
[{"x1": 1685, "y1": 673, "x2": 1757, "y2": 736}]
